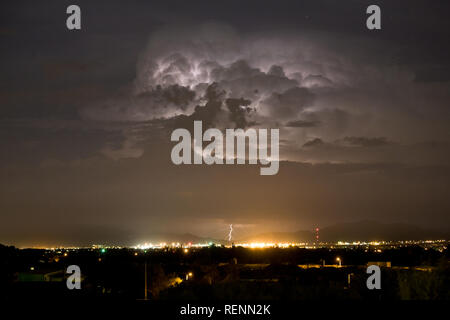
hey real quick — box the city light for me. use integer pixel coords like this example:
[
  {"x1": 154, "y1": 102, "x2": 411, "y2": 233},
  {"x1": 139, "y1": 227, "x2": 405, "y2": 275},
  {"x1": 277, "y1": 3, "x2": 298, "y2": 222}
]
[
  {"x1": 34, "y1": 239, "x2": 447, "y2": 252},
  {"x1": 125, "y1": 239, "x2": 450, "y2": 252}
]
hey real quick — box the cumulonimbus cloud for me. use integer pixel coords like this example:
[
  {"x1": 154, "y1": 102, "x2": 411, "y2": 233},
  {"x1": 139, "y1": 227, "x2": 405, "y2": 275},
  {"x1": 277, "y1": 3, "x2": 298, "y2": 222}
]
[{"x1": 77, "y1": 22, "x2": 450, "y2": 165}]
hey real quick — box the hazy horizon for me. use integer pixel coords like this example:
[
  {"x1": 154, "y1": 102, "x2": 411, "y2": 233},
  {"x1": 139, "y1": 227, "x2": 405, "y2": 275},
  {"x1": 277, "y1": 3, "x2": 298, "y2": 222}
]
[{"x1": 3, "y1": 218, "x2": 449, "y2": 248}]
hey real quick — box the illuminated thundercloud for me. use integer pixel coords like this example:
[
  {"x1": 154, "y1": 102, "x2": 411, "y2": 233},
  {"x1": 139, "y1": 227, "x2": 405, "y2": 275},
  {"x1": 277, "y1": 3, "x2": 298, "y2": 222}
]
[{"x1": 228, "y1": 224, "x2": 233, "y2": 241}]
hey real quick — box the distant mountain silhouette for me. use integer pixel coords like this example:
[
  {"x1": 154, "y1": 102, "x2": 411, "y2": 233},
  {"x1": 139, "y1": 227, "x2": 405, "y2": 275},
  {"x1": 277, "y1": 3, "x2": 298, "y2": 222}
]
[
  {"x1": 134, "y1": 232, "x2": 216, "y2": 245},
  {"x1": 239, "y1": 220, "x2": 449, "y2": 243},
  {"x1": 319, "y1": 220, "x2": 448, "y2": 242},
  {"x1": 132, "y1": 221, "x2": 448, "y2": 245}
]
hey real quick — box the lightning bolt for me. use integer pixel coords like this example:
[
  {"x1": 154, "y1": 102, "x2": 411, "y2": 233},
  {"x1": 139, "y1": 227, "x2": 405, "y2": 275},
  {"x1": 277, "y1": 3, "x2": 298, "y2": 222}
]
[{"x1": 228, "y1": 224, "x2": 233, "y2": 241}]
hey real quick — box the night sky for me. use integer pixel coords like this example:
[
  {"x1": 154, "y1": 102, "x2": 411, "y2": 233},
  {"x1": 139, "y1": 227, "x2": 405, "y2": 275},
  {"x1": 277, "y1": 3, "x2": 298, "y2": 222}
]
[{"x1": 1, "y1": 1, "x2": 450, "y2": 247}]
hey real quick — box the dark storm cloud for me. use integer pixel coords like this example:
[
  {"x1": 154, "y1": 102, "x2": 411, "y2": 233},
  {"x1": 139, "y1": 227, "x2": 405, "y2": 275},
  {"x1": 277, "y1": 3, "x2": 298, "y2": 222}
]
[
  {"x1": 303, "y1": 138, "x2": 325, "y2": 148},
  {"x1": 225, "y1": 97, "x2": 254, "y2": 128},
  {"x1": 302, "y1": 138, "x2": 324, "y2": 148},
  {"x1": 260, "y1": 87, "x2": 315, "y2": 119},
  {"x1": 302, "y1": 74, "x2": 334, "y2": 88},
  {"x1": 171, "y1": 83, "x2": 226, "y2": 130},
  {"x1": 0, "y1": 118, "x2": 159, "y2": 165},
  {"x1": 285, "y1": 120, "x2": 320, "y2": 128},
  {"x1": 80, "y1": 84, "x2": 197, "y2": 122},
  {"x1": 81, "y1": 19, "x2": 450, "y2": 158},
  {"x1": 341, "y1": 136, "x2": 390, "y2": 147}
]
